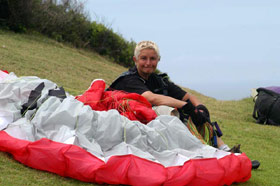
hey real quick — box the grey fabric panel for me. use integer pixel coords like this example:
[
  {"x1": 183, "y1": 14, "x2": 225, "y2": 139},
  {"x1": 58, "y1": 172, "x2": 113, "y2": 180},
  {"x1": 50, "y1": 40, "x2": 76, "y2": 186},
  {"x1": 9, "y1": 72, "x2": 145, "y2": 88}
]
[
  {"x1": 1, "y1": 74, "x2": 228, "y2": 167},
  {"x1": 9, "y1": 96, "x2": 221, "y2": 166},
  {"x1": 0, "y1": 73, "x2": 60, "y2": 129},
  {"x1": 4, "y1": 118, "x2": 35, "y2": 141}
]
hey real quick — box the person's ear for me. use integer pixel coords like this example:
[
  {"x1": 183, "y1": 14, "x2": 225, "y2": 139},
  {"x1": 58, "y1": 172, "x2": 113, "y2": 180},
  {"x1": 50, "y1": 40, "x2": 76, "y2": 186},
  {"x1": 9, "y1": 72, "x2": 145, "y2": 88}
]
[{"x1": 133, "y1": 56, "x2": 137, "y2": 63}]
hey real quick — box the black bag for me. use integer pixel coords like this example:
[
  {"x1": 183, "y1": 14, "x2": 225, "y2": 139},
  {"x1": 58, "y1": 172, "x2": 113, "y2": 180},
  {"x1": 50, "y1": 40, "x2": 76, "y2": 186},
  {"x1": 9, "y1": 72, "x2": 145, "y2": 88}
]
[{"x1": 253, "y1": 88, "x2": 280, "y2": 126}]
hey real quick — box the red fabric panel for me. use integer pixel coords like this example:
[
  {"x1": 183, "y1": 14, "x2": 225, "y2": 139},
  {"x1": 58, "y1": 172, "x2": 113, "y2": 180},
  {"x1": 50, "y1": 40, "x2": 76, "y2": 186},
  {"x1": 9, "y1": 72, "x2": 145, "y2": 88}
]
[
  {"x1": 76, "y1": 79, "x2": 107, "y2": 110},
  {"x1": 165, "y1": 161, "x2": 197, "y2": 186},
  {"x1": 0, "y1": 70, "x2": 8, "y2": 73},
  {"x1": 0, "y1": 131, "x2": 104, "y2": 182},
  {"x1": 95, "y1": 155, "x2": 167, "y2": 186},
  {"x1": 76, "y1": 80, "x2": 157, "y2": 124},
  {"x1": 0, "y1": 131, "x2": 251, "y2": 185}
]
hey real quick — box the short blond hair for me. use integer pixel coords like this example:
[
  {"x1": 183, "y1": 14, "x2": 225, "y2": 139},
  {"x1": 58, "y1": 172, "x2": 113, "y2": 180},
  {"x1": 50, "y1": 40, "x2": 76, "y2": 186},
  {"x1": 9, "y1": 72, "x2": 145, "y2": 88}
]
[{"x1": 134, "y1": 41, "x2": 160, "y2": 60}]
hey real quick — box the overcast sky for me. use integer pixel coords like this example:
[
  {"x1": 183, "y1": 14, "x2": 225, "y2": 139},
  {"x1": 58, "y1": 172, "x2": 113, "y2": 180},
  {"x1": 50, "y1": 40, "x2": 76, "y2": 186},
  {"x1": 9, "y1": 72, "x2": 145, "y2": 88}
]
[{"x1": 84, "y1": 0, "x2": 280, "y2": 100}]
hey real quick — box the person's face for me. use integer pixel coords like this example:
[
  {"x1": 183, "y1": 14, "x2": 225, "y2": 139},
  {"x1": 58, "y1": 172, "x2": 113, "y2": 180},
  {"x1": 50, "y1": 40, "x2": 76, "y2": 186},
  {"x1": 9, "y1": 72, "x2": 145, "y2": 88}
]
[{"x1": 133, "y1": 48, "x2": 159, "y2": 79}]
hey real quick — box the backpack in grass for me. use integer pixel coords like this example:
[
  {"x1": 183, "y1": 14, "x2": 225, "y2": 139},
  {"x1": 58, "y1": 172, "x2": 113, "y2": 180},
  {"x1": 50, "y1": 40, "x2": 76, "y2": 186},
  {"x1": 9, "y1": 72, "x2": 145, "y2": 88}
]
[{"x1": 253, "y1": 87, "x2": 280, "y2": 126}]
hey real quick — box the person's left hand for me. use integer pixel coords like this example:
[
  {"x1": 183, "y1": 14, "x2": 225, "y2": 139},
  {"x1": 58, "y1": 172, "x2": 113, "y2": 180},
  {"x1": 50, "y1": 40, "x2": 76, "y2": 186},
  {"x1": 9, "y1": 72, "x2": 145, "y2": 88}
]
[
  {"x1": 195, "y1": 104, "x2": 210, "y2": 123},
  {"x1": 178, "y1": 101, "x2": 208, "y2": 126}
]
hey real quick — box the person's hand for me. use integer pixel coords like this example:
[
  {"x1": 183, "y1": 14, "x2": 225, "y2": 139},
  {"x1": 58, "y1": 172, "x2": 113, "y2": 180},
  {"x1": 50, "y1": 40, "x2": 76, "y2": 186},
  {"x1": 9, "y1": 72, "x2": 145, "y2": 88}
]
[
  {"x1": 196, "y1": 104, "x2": 210, "y2": 122},
  {"x1": 178, "y1": 100, "x2": 206, "y2": 126}
]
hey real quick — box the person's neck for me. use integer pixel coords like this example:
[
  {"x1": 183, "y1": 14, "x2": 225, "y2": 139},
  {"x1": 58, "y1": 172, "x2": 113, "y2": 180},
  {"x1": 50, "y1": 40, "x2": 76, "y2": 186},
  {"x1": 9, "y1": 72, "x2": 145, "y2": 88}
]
[{"x1": 138, "y1": 71, "x2": 150, "y2": 80}]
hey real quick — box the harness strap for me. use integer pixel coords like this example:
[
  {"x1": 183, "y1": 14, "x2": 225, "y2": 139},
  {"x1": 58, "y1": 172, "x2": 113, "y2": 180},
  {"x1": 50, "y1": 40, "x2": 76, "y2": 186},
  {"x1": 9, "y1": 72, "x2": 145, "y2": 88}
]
[
  {"x1": 153, "y1": 73, "x2": 168, "y2": 96},
  {"x1": 265, "y1": 96, "x2": 279, "y2": 124},
  {"x1": 109, "y1": 68, "x2": 137, "y2": 90}
]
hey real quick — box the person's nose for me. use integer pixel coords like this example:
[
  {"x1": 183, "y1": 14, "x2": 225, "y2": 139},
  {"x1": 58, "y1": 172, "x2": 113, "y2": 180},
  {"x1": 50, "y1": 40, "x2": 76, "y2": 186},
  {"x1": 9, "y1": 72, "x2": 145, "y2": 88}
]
[{"x1": 146, "y1": 58, "x2": 152, "y2": 65}]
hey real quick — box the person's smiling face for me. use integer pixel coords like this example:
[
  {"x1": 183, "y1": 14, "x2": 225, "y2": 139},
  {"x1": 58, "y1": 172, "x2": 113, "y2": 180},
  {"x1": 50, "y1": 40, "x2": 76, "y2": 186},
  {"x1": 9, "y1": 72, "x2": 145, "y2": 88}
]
[{"x1": 134, "y1": 48, "x2": 159, "y2": 80}]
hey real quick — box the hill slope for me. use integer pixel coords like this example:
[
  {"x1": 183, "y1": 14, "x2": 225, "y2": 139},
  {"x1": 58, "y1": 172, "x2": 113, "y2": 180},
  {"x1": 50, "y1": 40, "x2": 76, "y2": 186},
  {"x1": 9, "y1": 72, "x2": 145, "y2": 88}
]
[
  {"x1": 0, "y1": 30, "x2": 126, "y2": 96},
  {"x1": 0, "y1": 30, "x2": 279, "y2": 185}
]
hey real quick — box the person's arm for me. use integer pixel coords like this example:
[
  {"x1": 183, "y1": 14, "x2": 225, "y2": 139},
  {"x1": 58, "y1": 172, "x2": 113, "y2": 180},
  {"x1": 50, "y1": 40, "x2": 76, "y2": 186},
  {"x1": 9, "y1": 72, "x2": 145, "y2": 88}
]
[
  {"x1": 182, "y1": 92, "x2": 210, "y2": 123},
  {"x1": 141, "y1": 91, "x2": 186, "y2": 108},
  {"x1": 143, "y1": 90, "x2": 209, "y2": 126},
  {"x1": 142, "y1": 91, "x2": 202, "y2": 109},
  {"x1": 164, "y1": 78, "x2": 201, "y2": 107},
  {"x1": 181, "y1": 93, "x2": 201, "y2": 106}
]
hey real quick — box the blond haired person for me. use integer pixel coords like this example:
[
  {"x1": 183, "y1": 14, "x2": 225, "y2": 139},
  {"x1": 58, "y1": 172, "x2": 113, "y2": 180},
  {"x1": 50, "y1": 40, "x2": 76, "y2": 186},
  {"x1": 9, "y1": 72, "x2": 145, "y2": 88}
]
[
  {"x1": 109, "y1": 40, "x2": 260, "y2": 169},
  {"x1": 109, "y1": 41, "x2": 230, "y2": 149}
]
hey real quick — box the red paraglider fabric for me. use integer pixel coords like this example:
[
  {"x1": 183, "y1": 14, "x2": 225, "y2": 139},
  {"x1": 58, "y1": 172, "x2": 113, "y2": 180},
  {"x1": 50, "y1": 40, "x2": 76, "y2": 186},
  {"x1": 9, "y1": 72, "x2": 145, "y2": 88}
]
[
  {"x1": 0, "y1": 73, "x2": 252, "y2": 186},
  {"x1": 76, "y1": 79, "x2": 157, "y2": 124},
  {"x1": 0, "y1": 131, "x2": 251, "y2": 186}
]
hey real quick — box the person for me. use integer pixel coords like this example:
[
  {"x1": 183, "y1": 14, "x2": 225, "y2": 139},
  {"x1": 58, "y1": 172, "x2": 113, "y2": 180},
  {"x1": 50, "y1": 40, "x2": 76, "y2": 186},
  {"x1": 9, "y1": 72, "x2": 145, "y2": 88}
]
[{"x1": 109, "y1": 41, "x2": 260, "y2": 169}]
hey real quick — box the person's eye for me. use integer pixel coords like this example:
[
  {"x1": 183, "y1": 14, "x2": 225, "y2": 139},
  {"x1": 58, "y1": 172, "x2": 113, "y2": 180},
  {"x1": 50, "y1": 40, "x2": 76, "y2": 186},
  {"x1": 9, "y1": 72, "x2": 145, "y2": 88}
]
[
  {"x1": 141, "y1": 56, "x2": 147, "y2": 60},
  {"x1": 150, "y1": 57, "x2": 156, "y2": 60}
]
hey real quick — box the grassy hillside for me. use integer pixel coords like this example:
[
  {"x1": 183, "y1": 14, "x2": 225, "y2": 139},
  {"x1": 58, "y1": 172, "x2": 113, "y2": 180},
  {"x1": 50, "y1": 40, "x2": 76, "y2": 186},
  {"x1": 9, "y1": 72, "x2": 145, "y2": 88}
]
[
  {"x1": 0, "y1": 30, "x2": 126, "y2": 96},
  {"x1": 1, "y1": 30, "x2": 279, "y2": 185}
]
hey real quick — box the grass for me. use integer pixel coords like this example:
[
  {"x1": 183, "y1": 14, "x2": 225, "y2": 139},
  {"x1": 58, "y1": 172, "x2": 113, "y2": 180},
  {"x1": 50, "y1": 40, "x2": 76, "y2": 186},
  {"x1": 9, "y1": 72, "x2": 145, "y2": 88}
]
[
  {"x1": 0, "y1": 30, "x2": 126, "y2": 95},
  {"x1": 1, "y1": 30, "x2": 279, "y2": 185}
]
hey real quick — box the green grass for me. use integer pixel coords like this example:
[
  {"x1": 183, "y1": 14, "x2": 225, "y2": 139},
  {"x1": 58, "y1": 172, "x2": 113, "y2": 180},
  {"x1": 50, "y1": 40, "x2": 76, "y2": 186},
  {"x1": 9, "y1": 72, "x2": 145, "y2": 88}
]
[
  {"x1": 1, "y1": 30, "x2": 279, "y2": 185},
  {"x1": 0, "y1": 30, "x2": 126, "y2": 95}
]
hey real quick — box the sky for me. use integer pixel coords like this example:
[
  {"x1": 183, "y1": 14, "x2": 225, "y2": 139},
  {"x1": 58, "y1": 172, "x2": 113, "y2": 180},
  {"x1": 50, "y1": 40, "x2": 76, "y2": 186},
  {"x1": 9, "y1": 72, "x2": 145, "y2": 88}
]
[{"x1": 84, "y1": 0, "x2": 280, "y2": 100}]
